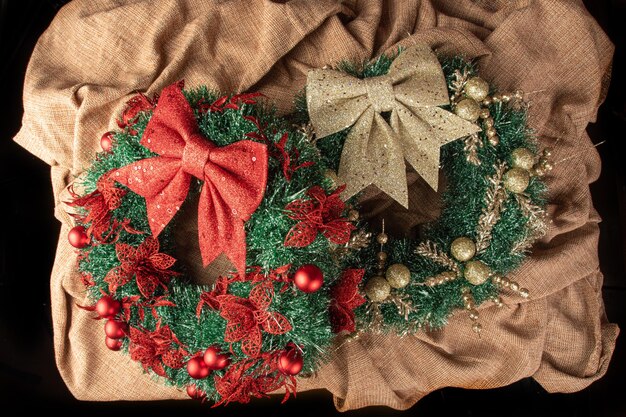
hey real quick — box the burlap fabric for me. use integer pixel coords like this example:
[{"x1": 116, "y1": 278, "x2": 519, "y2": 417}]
[{"x1": 14, "y1": 0, "x2": 619, "y2": 411}]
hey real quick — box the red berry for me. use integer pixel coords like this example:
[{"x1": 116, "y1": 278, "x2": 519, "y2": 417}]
[
  {"x1": 95, "y1": 295, "x2": 121, "y2": 319},
  {"x1": 68, "y1": 226, "x2": 89, "y2": 248},
  {"x1": 293, "y1": 264, "x2": 324, "y2": 293},
  {"x1": 186, "y1": 384, "x2": 206, "y2": 400},
  {"x1": 278, "y1": 346, "x2": 303, "y2": 376},
  {"x1": 100, "y1": 131, "x2": 114, "y2": 152},
  {"x1": 105, "y1": 336, "x2": 122, "y2": 351},
  {"x1": 187, "y1": 356, "x2": 210, "y2": 379},
  {"x1": 104, "y1": 320, "x2": 127, "y2": 339},
  {"x1": 204, "y1": 346, "x2": 231, "y2": 370}
]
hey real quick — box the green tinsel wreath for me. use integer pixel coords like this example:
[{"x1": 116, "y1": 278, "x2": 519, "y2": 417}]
[{"x1": 68, "y1": 48, "x2": 549, "y2": 405}]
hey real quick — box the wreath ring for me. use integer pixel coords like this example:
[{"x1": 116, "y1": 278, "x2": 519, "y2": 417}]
[{"x1": 67, "y1": 46, "x2": 549, "y2": 405}]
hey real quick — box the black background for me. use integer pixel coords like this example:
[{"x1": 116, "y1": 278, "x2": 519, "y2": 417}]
[{"x1": 1, "y1": 1, "x2": 624, "y2": 416}]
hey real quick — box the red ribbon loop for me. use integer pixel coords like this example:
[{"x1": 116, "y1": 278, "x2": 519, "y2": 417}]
[{"x1": 113, "y1": 82, "x2": 268, "y2": 273}]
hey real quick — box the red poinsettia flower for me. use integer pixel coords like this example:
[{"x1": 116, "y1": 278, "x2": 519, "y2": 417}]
[
  {"x1": 244, "y1": 118, "x2": 314, "y2": 181},
  {"x1": 67, "y1": 174, "x2": 136, "y2": 242},
  {"x1": 329, "y1": 269, "x2": 367, "y2": 334},
  {"x1": 105, "y1": 236, "x2": 177, "y2": 298},
  {"x1": 216, "y1": 281, "x2": 292, "y2": 357},
  {"x1": 284, "y1": 185, "x2": 355, "y2": 247},
  {"x1": 197, "y1": 265, "x2": 294, "y2": 319},
  {"x1": 117, "y1": 92, "x2": 158, "y2": 134},
  {"x1": 213, "y1": 350, "x2": 296, "y2": 406},
  {"x1": 196, "y1": 276, "x2": 230, "y2": 318},
  {"x1": 128, "y1": 323, "x2": 186, "y2": 378},
  {"x1": 198, "y1": 92, "x2": 263, "y2": 113},
  {"x1": 121, "y1": 295, "x2": 176, "y2": 322}
]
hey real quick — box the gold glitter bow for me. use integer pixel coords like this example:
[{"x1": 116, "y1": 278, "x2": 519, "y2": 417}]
[{"x1": 306, "y1": 44, "x2": 481, "y2": 208}]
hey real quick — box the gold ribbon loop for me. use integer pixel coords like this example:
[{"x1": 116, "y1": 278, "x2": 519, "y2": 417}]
[{"x1": 306, "y1": 44, "x2": 481, "y2": 208}]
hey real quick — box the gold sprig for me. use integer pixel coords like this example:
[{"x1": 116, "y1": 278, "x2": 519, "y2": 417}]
[
  {"x1": 415, "y1": 241, "x2": 461, "y2": 276},
  {"x1": 450, "y1": 68, "x2": 470, "y2": 104},
  {"x1": 364, "y1": 302, "x2": 384, "y2": 333},
  {"x1": 475, "y1": 162, "x2": 508, "y2": 254},
  {"x1": 297, "y1": 121, "x2": 317, "y2": 144},
  {"x1": 463, "y1": 132, "x2": 482, "y2": 165},
  {"x1": 388, "y1": 293, "x2": 416, "y2": 322},
  {"x1": 510, "y1": 194, "x2": 548, "y2": 255},
  {"x1": 330, "y1": 229, "x2": 372, "y2": 260},
  {"x1": 514, "y1": 193, "x2": 546, "y2": 220}
]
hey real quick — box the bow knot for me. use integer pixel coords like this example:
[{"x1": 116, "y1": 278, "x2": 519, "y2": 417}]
[
  {"x1": 306, "y1": 44, "x2": 481, "y2": 208},
  {"x1": 182, "y1": 133, "x2": 213, "y2": 179},
  {"x1": 114, "y1": 82, "x2": 268, "y2": 273},
  {"x1": 364, "y1": 76, "x2": 395, "y2": 112}
]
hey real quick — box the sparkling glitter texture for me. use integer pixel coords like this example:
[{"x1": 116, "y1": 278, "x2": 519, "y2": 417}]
[{"x1": 306, "y1": 44, "x2": 481, "y2": 208}]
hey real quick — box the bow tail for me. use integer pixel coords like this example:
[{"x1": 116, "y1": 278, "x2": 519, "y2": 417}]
[
  {"x1": 197, "y1": 181, "x2": 248, "y2": 273},
  {"x1": 339, "y1": 109, "x2": 408, "y2": 207},
  {"x1": 392, "y1": 107, "x2": 444, "y2": 192}
]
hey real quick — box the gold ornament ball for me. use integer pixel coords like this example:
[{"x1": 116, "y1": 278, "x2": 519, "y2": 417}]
[
  {"x1": 464, "y1": 260, "x2": 491, "y2": 285},
  {"x1": 450, "y1": 237, "x2": 476, "y2": 262},
  {"x1": 385, "y1": 263, "x2": 411, "y2": 289},
  {"x1": 464, "y1": 77, "x2": 490, "y2": 102},
  {"x1": 377, "y1": 251, "x2": 388, "y2": 262},
  {"x1": 503, "y1": 167, "x2": 530, "y2": 194},
  {"x1": 364, "y1": 276, "x2": 391, "y2": 302},
  {"x1": 455, "y1": 98, "x2": 481, "y2": 122},
  {"x1": 511, "y1": 148, "x2": 535, "y2": 170},
  {"x1": 376, "y1": 232, "x2": 388, "y2": 245},
  {"x1": 488, "y1": 135, "x2": 500, "y2": 147}
]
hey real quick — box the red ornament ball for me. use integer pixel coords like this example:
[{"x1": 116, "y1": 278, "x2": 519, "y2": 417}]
[
  {"x1": 96, "y1": 296, "x2": 121, "y2": 319},
  {"x1": 203, "y1": 346, "x2": 231, "y2": 370},
  {"x1": 293, "y1": 264, "x2": 324, "y2": 293},
  {"x1": 104, "y1": 319, "x2": 128, "y2": 339},
  {"x1": 68, "y1": 226, "x2": 89, "y2": 248},
  {"x1": 278, "y1": 346, "x2": 303, "y2": 376},
  {"x1": 187, "y1": 356, "x2": 210, "y2": 379},
  {"x1": 100, "y1": 131, "x2": 114, "y2": 152},
  {"x1": 105, "y1": 336, "x2": 122, "y2": 351},
  {"x1": 186, "y1": 384, "x2": 206, "y2": 400}
]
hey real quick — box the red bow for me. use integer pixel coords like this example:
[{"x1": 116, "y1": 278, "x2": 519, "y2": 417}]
[
  {"x1": 284, "y1": 185, "x2": 355, "y2": 247},
  {"x1": 330, "y1": 269, "x2": 366, "y2": 333},
  {"x1": 217, "y1": 281, "x2": 292, "y2": 357},
  {"x1": 114, "y1": 83, "x2": 268, "y2": 273}
]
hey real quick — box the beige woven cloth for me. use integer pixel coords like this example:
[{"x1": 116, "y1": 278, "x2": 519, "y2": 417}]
[{"x1": 14, "y1": 0, "x2": 619, "y2": 411}]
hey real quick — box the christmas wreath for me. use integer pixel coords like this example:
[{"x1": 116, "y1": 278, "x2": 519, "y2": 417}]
[{"x1": 67, "y1": 45, "x2": 550, "y2": 405}]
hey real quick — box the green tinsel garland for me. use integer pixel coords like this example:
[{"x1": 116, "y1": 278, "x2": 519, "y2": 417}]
[{"x1": 73, "y1": 50, "x2": 547, "y2": 403}]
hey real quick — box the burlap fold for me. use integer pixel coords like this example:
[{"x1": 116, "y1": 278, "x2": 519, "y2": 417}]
[{"x1": 14, "y1": 0, "x2": 618, "y2": 411}]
